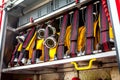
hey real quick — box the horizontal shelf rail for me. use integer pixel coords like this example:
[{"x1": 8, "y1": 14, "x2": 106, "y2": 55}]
[{"x1": 2, "y1": 51, "x2": 116, "y2": 73}]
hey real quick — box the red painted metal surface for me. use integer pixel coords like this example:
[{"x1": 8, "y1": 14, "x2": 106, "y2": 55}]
[
  {"x1": 115, "y1": 0, "x2": 120, "y2": 21},
  {"x1": 0, "y1": 0, "x2": 4, "y2": 30},
  {"x1": 75, "y1": 0, "x2": 79, "y2": 3}
]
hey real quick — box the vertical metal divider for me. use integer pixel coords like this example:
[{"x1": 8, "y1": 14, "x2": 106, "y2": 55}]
[
  {"x1": 107, "y1": 0, "x2": 120, "y2": 71},
  {"x1": 0, "y1": 8, "x2": 8, "y2": 79}
]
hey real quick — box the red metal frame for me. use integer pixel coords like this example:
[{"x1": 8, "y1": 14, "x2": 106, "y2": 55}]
[
  {"x1": 0, "y1": 0, "x2": 4, "y2": 30},
  {"x1": 75, "y1": 0, "x2": 79, "y2": 3},
  {"x1": 115, "y1": 0, "x2": 120, "y2": 21},
  {"x1": 107, "y1": 0, "x2": 120, "y2": 71}
]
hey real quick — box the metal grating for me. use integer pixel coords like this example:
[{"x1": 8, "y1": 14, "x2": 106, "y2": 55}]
[
  {"x1": 19, "y1": 2, "x2": 52, "y2": 26},
  {"x1": 53, "y1": 0, "x2": 74, "y2": 10},
  {"x1": 18, "y1": 0, "x2": 75, "y2": 26},
  {"x1": 39, "y1": 3, "x2": 52, "y2": 17}
]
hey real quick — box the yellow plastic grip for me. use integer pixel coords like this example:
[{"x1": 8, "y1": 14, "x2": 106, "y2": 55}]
[{"x1": 71, "y1": 58, "x2": 96, "y2": 70}]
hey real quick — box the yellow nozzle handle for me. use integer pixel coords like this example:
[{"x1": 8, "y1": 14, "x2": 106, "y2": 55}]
[{"x1": 71, "y1": 58, "x2": 96, "y2": 71}]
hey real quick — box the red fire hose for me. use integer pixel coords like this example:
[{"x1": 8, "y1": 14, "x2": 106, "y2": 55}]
[{"x1": 101, "y1": 0, "x2": 112, "y2": 26}]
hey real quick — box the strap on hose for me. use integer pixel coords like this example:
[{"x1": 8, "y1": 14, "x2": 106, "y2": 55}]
[
  {"x1": 70, "y1": 9, "x2": 79, "y2": 57},
  {"x1": 57, "y1": 13, "x2": 68, "y2": 60},
  {"x1": 18, "y1": 27, "x2": 36, "y2": 65},
  {"x1": 44, "y1": 25, "x2": 50, "y2": 61},
  {"x1": 99, "y1": 3, "x2": 111, "y2": 52},
  {"x1": 10, "y1": 43, "x2": 20, "y2": 66},
  {"x1": 85, "y1": 4, "x2": 94, "y2": 55}
]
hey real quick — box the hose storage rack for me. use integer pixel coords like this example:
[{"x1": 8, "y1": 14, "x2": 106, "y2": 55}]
[{"x1": 1, "y1": 0, "x2": 120, "y2": 75}]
